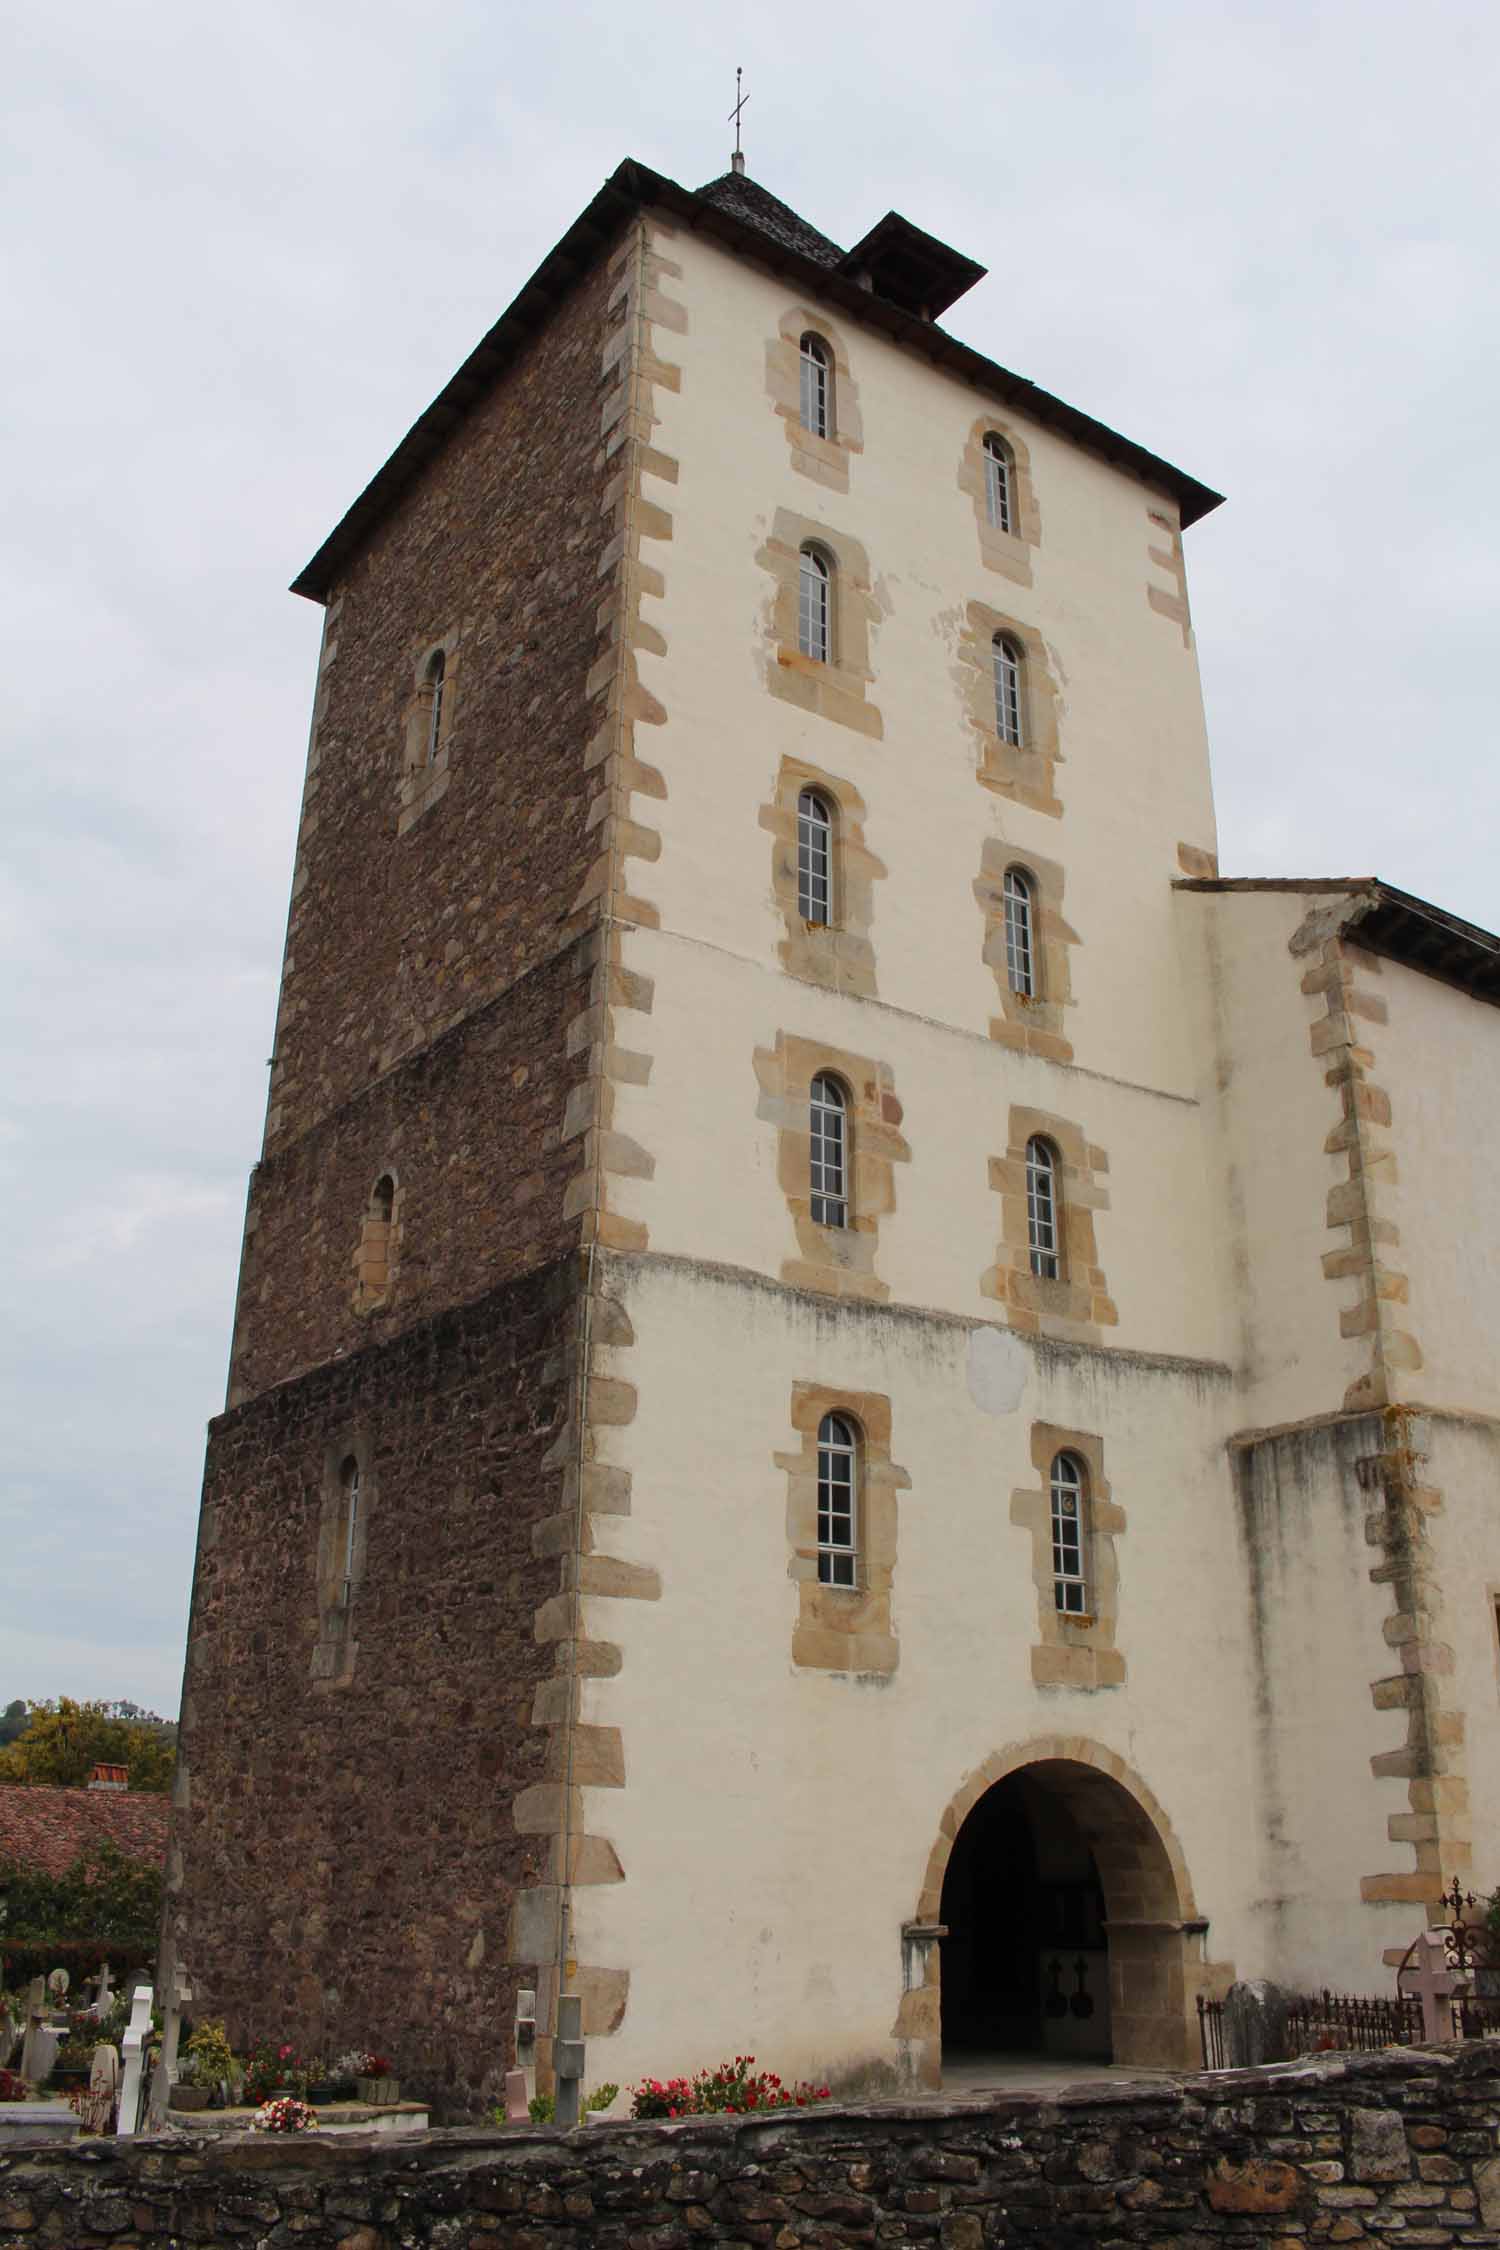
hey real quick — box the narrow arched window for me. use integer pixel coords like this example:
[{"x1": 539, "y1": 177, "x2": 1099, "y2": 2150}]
[
  {"x1": 983, "y1": 433, "x2": 1014, "y2": 534},
  {"x1": 425, "y1": 650, "x2": 446, "y2": 764},
  {"x1": 799, "y1": 547, "x2": 831, "y2": 664},
  {"x1": 800, "y1": 333, "x2": 832, "y2": 438},
  {"x1": 993, "y1": 634, "x2": 1023, "y2": 746},
  {"x1": 809, "y1": 1073, "x2": 848, "y2": 1228},
  {"x1": 797, "y1": 790, "x2": 833, "y2": 926},
  {"x1": 817, "y1": 1412, "x2": 858, "y2": 1587},
  {"x1": 372, "y1": 1174, "x2": 395, "y2": 1227},
  {"x1": 1050, "y1": 1452, "x2": 1088, "y2": 1615},
  {"x1": 339, "y1": 1457, "x2": 361, "y2": 1609},
  {"x1": 1003, "y1": 868, "x2": 1036, "y2": 998},
  {"x1": 1026, "y1": 1135, "x2": 1061, "y2": 1280}
]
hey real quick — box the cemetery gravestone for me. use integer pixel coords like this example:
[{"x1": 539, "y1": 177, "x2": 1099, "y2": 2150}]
[{"x1": 116, "y1": 1982, "x2": 154, "y2": 2138}]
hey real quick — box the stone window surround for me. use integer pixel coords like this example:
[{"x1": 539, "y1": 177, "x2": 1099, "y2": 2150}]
[
  {"x1": 759, "y1": 754, "x2": 886, "y2": 999},
  {"x1": 982, "y1": 1104, "x2": 1117, "y2": 1343},
  {"x1": 757, "y1": 509, "x2": 882, "y2": 740},
  {"x1": 973, "y1": 836, "x2": 1077, "y2": 1062},
  {"x1": 765, "y1": 306, "x2": 865, "y2": 494},
  {"x1": 777, "y1": 1379, "x2": 910, "y2": 1675},
  {"x1": 399, "y1": 626, "x2": 464, "y2": 836},
  {"x1": 351, "y1": 1169, "x2": 403, "y2": 1315},
  {"x1": 1009, "y1": 1422, "x2": 1126, "y2": 1689},
  {"x1": 753, "y1": 1030, "x2": 911, "y2": 1304},
  {"x1": 955, "y1": 600, "x2": 1063, "y2": 819},
  {"x1": 958, "y1": 413, "x2": 1042, "y2": 587},
  {"x1": 311, "y1": 1428, "x2": 374, "y2": 1687}
]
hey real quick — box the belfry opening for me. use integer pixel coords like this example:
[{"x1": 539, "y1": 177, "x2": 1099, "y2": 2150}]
[{"x1": 936, "y1": 1755, "x2": 1200, "y2": 2075}]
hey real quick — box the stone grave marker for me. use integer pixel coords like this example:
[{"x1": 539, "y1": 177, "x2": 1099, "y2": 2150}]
[
  {"x1": 146, "y1": 1963, "x2": 192, "y2": 2130},
  {"x1": 1399, "y1": 1926, "x2": 1467, "y2": 2042},
  {"x1": 554, "y1": 1991, "x2": 584, "y2": 2129},
  {"x1": 18, "y1": 1977, "x2": 51, "y2": 2085},
  {"x1": 1224, "y1": 1978, "x2": 1290, "y2": 2067}
]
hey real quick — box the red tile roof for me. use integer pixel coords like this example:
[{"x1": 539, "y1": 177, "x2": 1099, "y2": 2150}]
[{"x1": 0, "y1": 1785, "x2": 170, "y2": 1879}]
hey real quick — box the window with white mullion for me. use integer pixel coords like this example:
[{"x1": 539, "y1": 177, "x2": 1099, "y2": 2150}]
[
  {"x1": 817, "y1": 1412, "x2": 858, "y2": 1587},
  {"x1": 799, "y1": 334, "x2": 831, "y2": 438},
  {"x1": 993, "y1": 635, "x2": 1022, "y2": 746},
  {"x1": 1026, "y1": 1136, "x2": 1060, "y2": 1280},
  {"x1": 425, "y1": 650, "x2": 446, "y2": 764},
  {"x1": 339, "y1": 1458, "x2": 360, "y2": 1609},
  {"x1": 809, "y1": 1073, "x2": 848, "y2": 1228},
  {"x1": 983, "y1": 434, "x2": 1014, "y2": 534},
  {"x1": 1003, "y1": 868, "x2": 1036, "y2": 998},
  {"x1": 1050, "y1": 1452, "x2": 1088, "y2": 1615},
  {"x1": 798, "y1": 547, "x2": 831, "y2": 663},
  {"x1": 796, "y1": 790, "x2": 833, "y2": 925}
]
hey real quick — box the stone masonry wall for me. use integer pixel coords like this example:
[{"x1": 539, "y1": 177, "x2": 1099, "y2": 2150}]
[
  {"x1": 169, "y1": 1258, "x2": 578, "y2": 2113},
  {"x1": 265, "y1": 238, "x2": 618, "y2": 1164},
  {"x1": 8, "y1": 2043, "x2": 1500, "y2": 2247},
  {"x1": 229, "y1": 945, "x2": 593, "y2": 1402}
]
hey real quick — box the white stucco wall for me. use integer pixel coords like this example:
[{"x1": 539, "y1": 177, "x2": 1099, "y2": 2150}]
[
  {"x1": 571, "y1": 1256, "x2": 1261, "y2": 2092},
  {"x1": 562, "y1": 214, "x2": 1500, "y2": 2088},
  {"x1": 1377, "y1": 957, "x2": 1500, "y2": 1420}
]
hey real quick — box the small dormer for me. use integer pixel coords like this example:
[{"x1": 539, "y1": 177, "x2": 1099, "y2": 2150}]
[{"x1": 837, "y1": 211, "x2": 986, "y2": 321}]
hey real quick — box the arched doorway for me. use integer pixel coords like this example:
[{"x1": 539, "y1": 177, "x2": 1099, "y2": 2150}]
[
  {"x1": 941, "y1": 1770, "x2": 1111, "y2": 2060},
  {"x1": 914, "y1": 1742, "x2": 1205, "y2": 2080}
]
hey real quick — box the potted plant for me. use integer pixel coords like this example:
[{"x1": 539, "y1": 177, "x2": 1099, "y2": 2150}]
[
  {"x1": 317, "y1": 2049, "x2": 363, "y2": 2102},
  {"x1": 354, "y1": 2050, "x2": 399, "y2": 2105},
  {"x1": 242, "y1": 2041, "x2": 309, "y2": 2105},
  {"x1": 173, "y1": 2019, "x2": 234, "y2": 2111}
]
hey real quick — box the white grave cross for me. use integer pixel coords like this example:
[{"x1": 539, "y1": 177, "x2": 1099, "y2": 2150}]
[{"x1": 116, "y1": 1982, "x2": 155, "y2": 2138}]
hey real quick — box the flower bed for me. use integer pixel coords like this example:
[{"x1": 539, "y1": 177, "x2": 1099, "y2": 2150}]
[{"x1": 631, "y1": 2056, "x2": 831, "y2": 2120}]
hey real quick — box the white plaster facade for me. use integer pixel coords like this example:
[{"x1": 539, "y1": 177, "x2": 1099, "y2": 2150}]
[{"x1": 556, "y1": 184, "x2": 1500, "y2": 2093}]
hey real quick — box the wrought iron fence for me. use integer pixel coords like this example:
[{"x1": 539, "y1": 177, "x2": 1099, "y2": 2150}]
[
  {"x1": 1285, "y1": 1989, "x2": 1425, "y2": 2055},
  {"x1": 1198, "y1": 1988, "x2": 1427, "y2": 2071}
]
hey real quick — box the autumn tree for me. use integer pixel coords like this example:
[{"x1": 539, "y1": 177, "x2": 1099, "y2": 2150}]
[{"x1": 0, "y1": 1700, "x2": 176, "y2": 1792}]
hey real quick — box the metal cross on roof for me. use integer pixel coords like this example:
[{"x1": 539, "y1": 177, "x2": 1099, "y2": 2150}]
[{"x1": 729, "y1": 65, "x2": 749, "y2": 160}]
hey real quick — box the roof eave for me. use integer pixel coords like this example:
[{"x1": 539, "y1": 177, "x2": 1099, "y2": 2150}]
[{"x1": 292, "y1": 157, "x2": 1223, "y2": 604}]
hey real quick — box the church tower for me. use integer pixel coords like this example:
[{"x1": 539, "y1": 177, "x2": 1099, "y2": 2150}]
[{"x1": 168, "y1": 157, "x2": 1500, "y2": 2112}]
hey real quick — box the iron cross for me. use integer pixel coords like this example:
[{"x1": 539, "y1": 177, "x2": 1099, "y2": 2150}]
[{"x1": 728, "y1": 66, "x2": 749, "y2": 158}]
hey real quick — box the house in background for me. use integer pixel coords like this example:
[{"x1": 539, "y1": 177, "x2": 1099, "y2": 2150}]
[
  {"x1": 162, "y1": 153, "x2": 1500, "y2": 2111},
  {"x1": 0, "y1": 1770, "x2": 169, "y2": 1881}
]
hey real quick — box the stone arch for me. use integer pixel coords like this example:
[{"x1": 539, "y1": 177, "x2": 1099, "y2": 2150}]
[{"x1": 900, "y1": 1737, "x2": 1219, "y2": 2085}]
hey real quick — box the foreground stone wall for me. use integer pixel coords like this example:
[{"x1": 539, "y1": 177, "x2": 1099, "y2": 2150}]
[{"x1": 8, "y1": 2043, "x2": 1500, "y2": 2247}]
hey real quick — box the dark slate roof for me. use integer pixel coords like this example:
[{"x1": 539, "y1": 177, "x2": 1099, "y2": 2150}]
[
  {"x1": 292, "y1": 157, "x2": 1224, "y2": 600},
  {"x1": 0, "y1": 1785, "x2": 170, "y2": 1880},
  {"x1": 696, "y1": 169, "x2": 844, "y2": 267},
  {"x1": 1174, "y1": 878, "x2": 1500, "y2": 1009}
]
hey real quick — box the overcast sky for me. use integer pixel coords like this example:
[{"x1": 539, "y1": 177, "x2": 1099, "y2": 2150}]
[{"x1": 3, "y1": 0, "x2": 1495, "y2": 1718}]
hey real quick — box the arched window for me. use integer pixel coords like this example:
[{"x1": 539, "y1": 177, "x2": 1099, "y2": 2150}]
[
  {"x1": 338, "y1": 1456, "x2": 361, "y2": 1609},
  {"x1": 799, "y1": 333, "x2": 832, "y2": 439},
  {"x1": 993, "y1": 634, "x2": 1023, "y2": 746},
  {"x1": 1002, "y1": 867, "x2": 1036, "y2": 998},
  {"x1": 372, "y1": 1174, "x2": 395, "y2": 1227},
  {"x1": 798, "y1": 546, "x2": 831, "y2": 664},
  {"x1": 1025, "y1": 1135, "x2": 1061, "y2": 1279},
  {"x1": 809, "y1": 1072, "x2": 848, "y2": 1228},
  {"x1": 1049, "y1": 1451, "x2": 1088, "y2": 1615},
  {"x1": 816, "y1": 1412, "x2": 858, "y2": 1586},
  {"x1": 797, "y1": 789, "x2": 833, "y2": 926},
  {"x1": 425, "y1": 649, "x2": 446, "y2": 764},
  {"x1": 983, "y1": 433, "x2": 1015, "y2": 534}
]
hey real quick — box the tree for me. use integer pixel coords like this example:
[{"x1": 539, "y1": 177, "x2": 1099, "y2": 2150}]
[
  {"x1": 0, "y1": 1700, "x2": 176, "y2": 1792},
  {"x1": 0, "y1": 1703, "x2": 26, "y2": 1749}
]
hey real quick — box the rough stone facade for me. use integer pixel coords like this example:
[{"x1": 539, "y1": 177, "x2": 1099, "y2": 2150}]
[
  {"x1": 172, "y1": 1260, "x2": 577, "y2": 2112},
  {"x1": 9, "y1": 2041, "x2": 1500, "y2": 2247}
]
